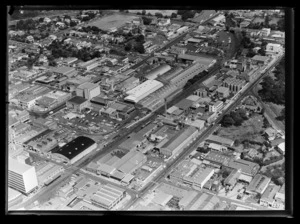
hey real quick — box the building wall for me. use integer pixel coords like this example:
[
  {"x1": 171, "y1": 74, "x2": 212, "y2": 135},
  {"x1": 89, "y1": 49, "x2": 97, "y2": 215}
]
[
  {"x1": 70, "y1": 143, "x2": 97, "y2": 164},
  {"x1": 8, "y1": 166, "x2": 38, "y2": 194}
]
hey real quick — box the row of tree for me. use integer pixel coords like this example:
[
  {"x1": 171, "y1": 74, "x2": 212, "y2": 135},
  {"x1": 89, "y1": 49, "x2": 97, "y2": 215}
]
[
  {"x1": 258, "y1": 75, "x2": 285, "y2": 105},
  {"x1": 184, "y1": 70, "x2": 209, "y2": 89}
]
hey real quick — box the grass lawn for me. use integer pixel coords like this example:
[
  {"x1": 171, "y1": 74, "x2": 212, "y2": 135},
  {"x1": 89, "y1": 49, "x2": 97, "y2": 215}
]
[{"x1": 218, "y1": 114, "x2": 265, "y2": 143}]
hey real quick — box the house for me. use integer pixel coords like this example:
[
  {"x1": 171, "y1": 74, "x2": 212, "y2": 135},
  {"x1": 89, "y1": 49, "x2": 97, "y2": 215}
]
[
  {"x1": 26, "y1": 35, "x2": 34, "y2": 43},
  {"x1": 264, "y1": 127, "x2": 277, "y2": 141},
  {"x1": 44, "y1": 17, "x2": 51, "y2": 23}
]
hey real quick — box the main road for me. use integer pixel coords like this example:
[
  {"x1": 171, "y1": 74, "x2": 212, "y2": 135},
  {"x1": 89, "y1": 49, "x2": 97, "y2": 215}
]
[{"x1": 125, "y1": 53, "x2": 284, "y2": 210}]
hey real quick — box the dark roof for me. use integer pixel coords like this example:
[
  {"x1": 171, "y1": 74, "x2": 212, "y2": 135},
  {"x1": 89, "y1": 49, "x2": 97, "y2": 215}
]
[
  {"x1": 53, "y1": 136, "x2": 96, "y2": 160},
  {"x1": 68, "y1": 96, "x2": 87, "y2": 105}
]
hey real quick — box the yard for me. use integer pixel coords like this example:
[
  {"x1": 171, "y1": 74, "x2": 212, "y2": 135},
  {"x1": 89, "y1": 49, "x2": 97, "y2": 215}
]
[
  {"x1": 218, "y1": 113, "x2": 266, "y2": 144},
  {"x1": 86, "y1": 13, "x2": 139, "y2": 31}
]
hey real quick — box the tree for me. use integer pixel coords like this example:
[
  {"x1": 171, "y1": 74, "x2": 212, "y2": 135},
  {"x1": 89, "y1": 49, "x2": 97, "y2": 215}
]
[
  {"x1": 142, "y1": 16, "x2": 152, "y2": 25},
  {"x1": 124, "y1": 42, "x2": 132, "y2": 51},
  {"x1": 171, "y1": 12, "x2": 177, "y2": 18},
  {"x1": 134, "y1": 43, "x2": 145, "y2": 54},
  {"x1": 234, "y1": 139, "x2": 241, "y2": 147},
  {"x1": 221, "y1": 114, "x2": 235, "y2": 127},
  {"x1": 236, "y1": 108, "x2": 248, "y2": 120},
  {"x1": 38, "y1": 17, "x2": 44, "y2": 23},
  {"x1": 135, "y1": 34, "x2": 145, "y2": 43},
  {"x1": 70, "y1": 21, "x2": 77, "y2": 27},
  {"x1": 155, "y1": 12, "x2": 163, "y2": 18},
  {"x1": 230, "y1": 111, "x2": 243, "y2": 126},
  {"x1": 142, "y1": 10, "x2": 146, "y2": 15}
]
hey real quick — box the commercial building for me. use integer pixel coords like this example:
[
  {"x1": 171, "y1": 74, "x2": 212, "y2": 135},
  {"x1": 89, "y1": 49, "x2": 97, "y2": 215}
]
[
  {"x1": 90, "y1": 184, "x2": 126, "y2": 210},
  {"x1": 265, "y1": 43, "x2": 283, "y2": 56},
  {"x1": 143, "y1": 64, "x2": 172, "y2": 80},
  {"x1": 124, "y1": 80, "x2": 164, "y2": 103},
  {"x1": 245, "y1": 174, "x2": 271, "y2": 195},
  {"x1": 76, "y1": 82, "x2": 100, "y2": 100},
  {"x1": 52, "y1": 136, "x2": 97, "y2": 164},
  {"x1": 8, "y1": 158, "x2": 38, "y2": 194},
  {"x1": 260, "y1": 184, "x2": 281, "y2": 207},
  {"x1": 160, "y1": 126, "x2": 198, "y2": 157},
  {"x1": 209, "y1": 101, "x2": 223, "y2": 113},
  {"x1": 216, "y1": 86, "x2": 230, "y2": 98},
  {"x1": 66, "y1": 96, "x2": 90, "y2": 112}
]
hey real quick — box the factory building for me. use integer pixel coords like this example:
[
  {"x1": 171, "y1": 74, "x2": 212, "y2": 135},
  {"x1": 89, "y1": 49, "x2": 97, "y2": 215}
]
[
  {"x1": 245, "y1": 174, "x2": 271, "y2": 195},
  {"x1": 143, "y1": 64, "x2": 172, "y2": 80},
  {"x1": 76, "y1": 82, "x2": 100, "y2": 100},
  {"x1": 52, "y1": 136, "x2": 97, "y2": 164},
  {"x1": 90, "y1": 184, "x2": 126, "y2": 210},
  {"x1": 216, "y1": 86, "x2": 230, "y2": 98},
  {"x1": 124, "y1": 80, "x2": 164, "y2": 103},
  {"x1": 160, "y1": 126, "x2": 198, "y2": 157},
  {"x1": 77, "y1": 58, "x2": 99, "y2": 71},
  {"x1": 205, "y1": 135, "x2": 234, "y2": 147},
  {"x1": 170, "y1": 62, "x2": 208, "y2": 88},
  {"x1": 260, "y1": 184, "x2": 281, "y2": 207},
  {"x1": 66, "y1": 96, "x2": 90, "y2": 112},
  {"x1": 8, "y1": 158, "x2": 38, "y2": 195},
  {"x1": 223, "y1": 77, "x2": 246, "y2": 93},
  {"x1": 36, "y1": 162, "x2": 64, "y2": 186},
  {"x1": 51, "y1": 66, "x2": 77, "y2": 78},
  {"x1": 193, "y1": 87, "x2": 207, "y2": 97}
]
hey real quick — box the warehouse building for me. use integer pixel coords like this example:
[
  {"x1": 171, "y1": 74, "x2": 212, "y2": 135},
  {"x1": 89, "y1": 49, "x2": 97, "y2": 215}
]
[
  {"x1": 124, "y1": 80, "x2": 164, "y2": 103},
  {"x1": 36, "y1": 162, "x2": 64, "y2": 186},
  {"x1": 143, "y1": 64, "x2": 172, "y2": 80},
  {"x1": 260, "y1": 184, "x2": 281, "y2": 207},
  {"x1": 8, "y1": 158, "x2": 38, "y2": 195},
  {"x1": 52, "y1": 136, "x2": 97, "y2": 164},
  {"x1": 205, "y1": 135, "x2": 234, "y2": 147},
  {"x1": 226, "y1": 159, "x2": 260, "y2": 177},
  {"x1": 203, "y1": 151, "x2": 233, "y2": 168},
  {"x1": 245, "y1": 174, "x2": 271, "y2": 195},
  {"x1": 90, "y1": 184, "x2": 126, "y2": 210},
  {"x1": 51, "y1": 66, "x2": 77, "y2": 78},
  {"x1": 76, "y1": 82, "x2": 101, "y2": 100},
  {"x1": 66, "y1": 96, "x2": 90, "y2": 112},
  {"x1": 160, "y1": 126, "x2": 198, "y2": 157},
  {"x1": 77, "y1": 58, "x2": 99, "y2": 71}
]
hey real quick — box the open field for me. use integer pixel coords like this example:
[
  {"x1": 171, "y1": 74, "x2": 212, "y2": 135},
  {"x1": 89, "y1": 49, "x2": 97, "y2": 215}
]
[
  {"x1": 86, "y1": 13, "x2": 139, "y2": 31},
  {"x1": 218, "y1": 114, "x2": 265, "y2": 143}
]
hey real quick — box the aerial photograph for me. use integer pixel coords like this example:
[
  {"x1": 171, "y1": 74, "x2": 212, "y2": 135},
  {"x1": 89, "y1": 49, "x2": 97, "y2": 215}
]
[{"x1": 7, "y1": 7, "x2": 288, "y2": 213}]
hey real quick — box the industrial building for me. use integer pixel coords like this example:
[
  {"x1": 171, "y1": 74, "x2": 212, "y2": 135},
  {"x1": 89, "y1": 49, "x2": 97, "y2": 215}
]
[
  {"x1": 76, "y1": 82, "x2": 101, "y2": 100},
  {"x1": 245, "y1": 174, "x2": 271, "y2": 195},
  {"x1": 90, "y1": 184, "x2": 126, "y2": 210},
  {"x1": 97, "y1": 149, "x2": 147, "y2": 178},
  {"x1": 194, "y1": 87, "x2": 207, "y2": 97},
  {"x1": 205, "y1": 135, "x2": 234, "y2": 147},
  {"x1": 36, "y1": 162, "x2": 64, "y2": 186},
  {"x1": 226, "y1": 159, "x2": 260, "y2": 177},
  {"x1": 216, "y1": 86, "x2": 230, "y2": 98},
  {"x1": 8, "y1": 158, "x2": 38, "y2": 194},
  {"x1": 223, "y1": 77, "x2": 246, "y2": 93},
  {"x1": 260, "y1": 184, "x2": 281, "y2": 207},
  {"x1": 251, "y1": 55, "x2": 269, "y2": 66},
  {"x1": 77, "y1": 58, "x2": 99, "y2": 71},
  {"x1": 143, "y1": 64, "x2": 172, "y2": 80},
  {"x1": 124, "y1": 80, "x2": 164, "y2": 103},
  {"x1": 52, "y1": 136, "x2": 97, "y2": 164},
  {"x1": 178, "y1": 191, "x2": 198, "y2": 210},
  {"x1": 169, "y1": 160, "x2": 215, "y2": 189},
  {"x1": 66, "y1": 96, "x2": 90, "y2": 112},
  {"x1": 160, "y1": 126, "x2": 198, "y2": 157},
  {"x1": 203, "y1": 151, "x2": 233, "y2": 168},
  {"x1": 170, "y1": 62, "x2": 208, "y2": 88},
  {"x1": 51, "y1": 66, "x2": 77, "y2": 77}
]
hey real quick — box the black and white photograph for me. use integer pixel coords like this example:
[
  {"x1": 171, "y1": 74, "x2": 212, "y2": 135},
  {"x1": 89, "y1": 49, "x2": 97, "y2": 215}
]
[{"x1": 6, "y1": 6, "x2": 293, "y2": 216}]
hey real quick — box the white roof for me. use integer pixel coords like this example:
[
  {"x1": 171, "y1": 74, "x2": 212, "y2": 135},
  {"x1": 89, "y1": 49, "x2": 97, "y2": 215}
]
[
  {"x1": 125, "y1": 80, "x2": 164, "y2": 103},
  {"x1": 167, "y1": 105, "x2": 179, "y2": 114},
  {"x1": 9, "y1": 157, "x2": 33, "y2": 175},
  {"x1": 186, "y1": 95, "x2": 200, "y2": 102},
  {"x1": 278, "y1": 142, "x2": 285, "y2": 152}
]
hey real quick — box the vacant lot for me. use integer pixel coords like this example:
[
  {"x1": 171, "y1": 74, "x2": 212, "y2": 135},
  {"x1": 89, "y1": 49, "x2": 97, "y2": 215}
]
[
  {"x1": 218, "y1": 114, "x2": 265, "y2": 143},
  {"x1": 86, "y1": 13, "x2": 139, "y2": 31}
]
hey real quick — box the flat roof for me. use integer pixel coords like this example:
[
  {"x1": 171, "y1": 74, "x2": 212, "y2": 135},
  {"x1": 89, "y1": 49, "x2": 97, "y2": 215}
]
[
  {"x1": 78, "y1": 82, "x2": 99, "y2": 90},
  {"x1": 68, "y1": 96, "x2": 87, "y2": 105},
  {"x1": 176, "y1": 98, "x2": 194, "y2": 110},
  {"x1": 9, "y1": 157, "x2": 33, "y2": 175},
  {"x1": 53, "y1": 136, "x2": 96, "y2": 160},
  {"x1": 252, "y1": 55, "x2": 269, "y2": 62}
]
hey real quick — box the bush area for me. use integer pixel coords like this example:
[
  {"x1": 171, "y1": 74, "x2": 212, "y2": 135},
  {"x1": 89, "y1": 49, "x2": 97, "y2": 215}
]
[
  {"x1": 220, "y1": 108, "x2": 248, "y2": 127},
  {"x1": 183, "y1": 70, "x2": 209, "y2": 89},
  {"x1": 258, "y1": 58, "x2": 285, "y2": 105},
  {"x1": 261, "y1": 162, "x2": 285, "y2": 185}
]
